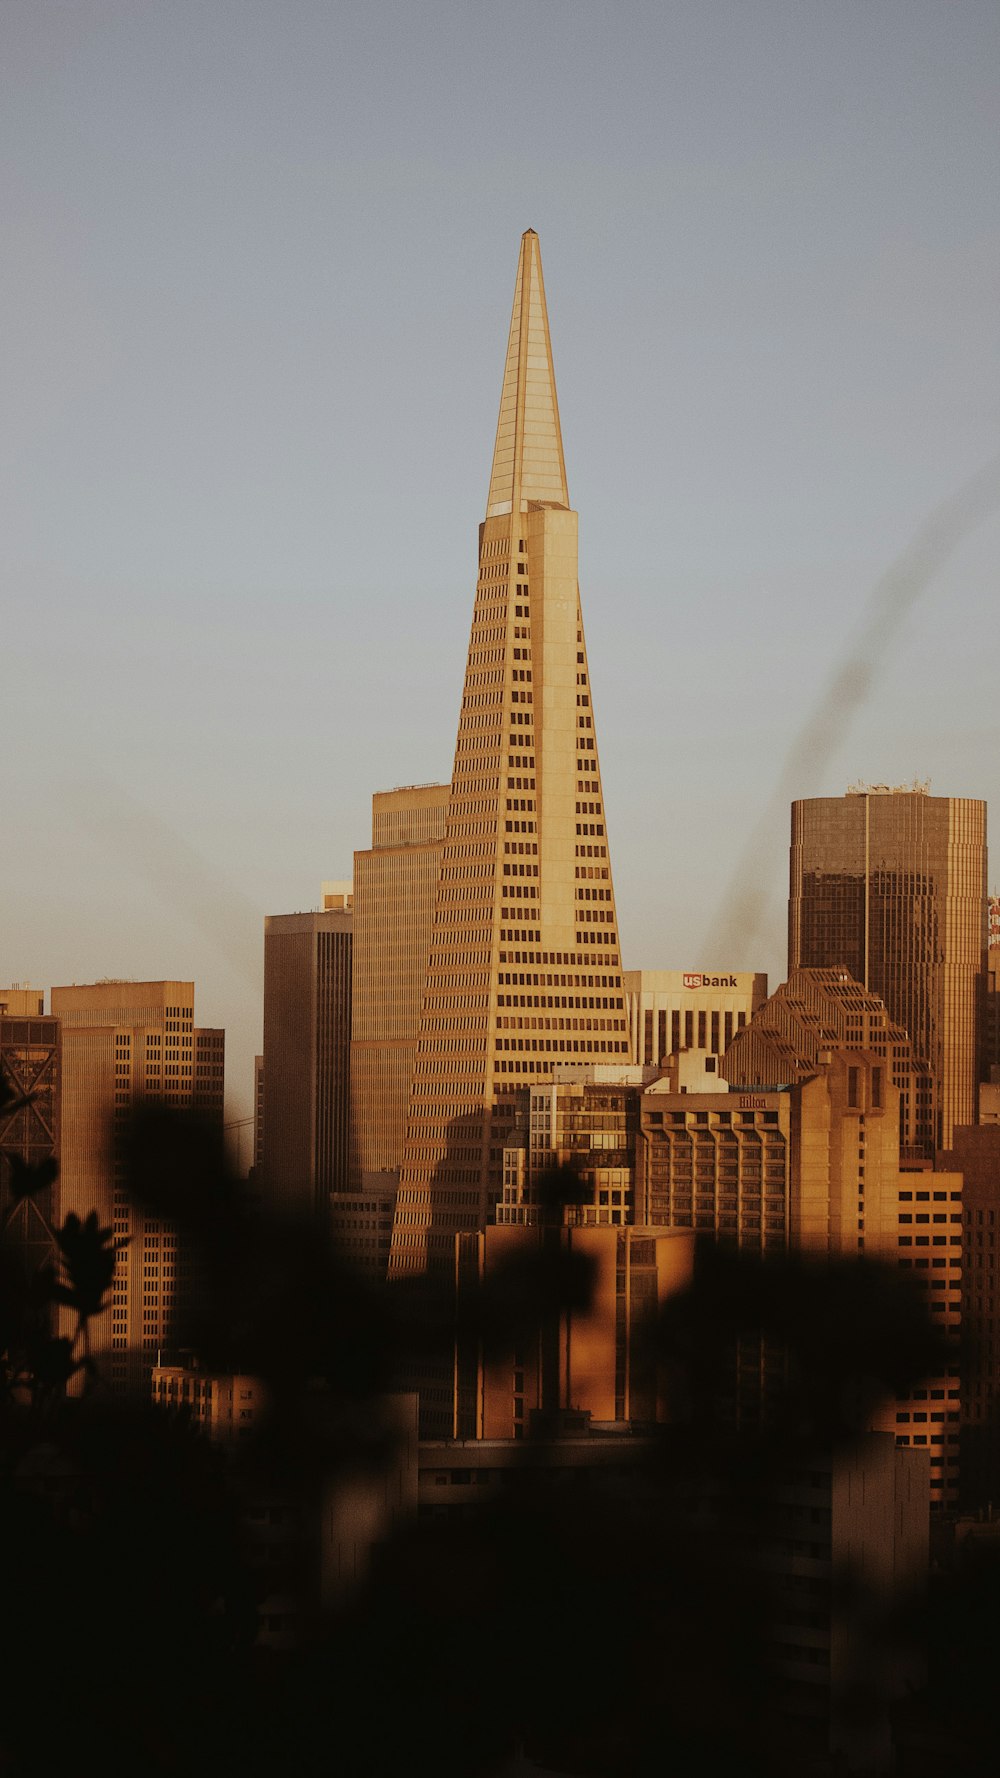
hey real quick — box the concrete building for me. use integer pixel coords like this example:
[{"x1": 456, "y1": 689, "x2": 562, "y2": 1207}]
[
  {"x1": 329, "y1": 1171, "x2": 398, "y2": 1279},
  {"x1": 152, "y1": 1359, "x2": 266, "y2": 1440},
  {"x1": 350, "y1": 783, "x2": 449, "y2": 1193},
  {"x1": 722, "y1": 966, "x2": 936, "y2": 1161},
  {"x1": 936, "y1": 1124, "x2": 1000, "y2": 1510},
  {"x1": 261, "y1": 903, "x2": 352, "y2": 1217},
  {"x1": 392, "y1": 230, "x2": 630, "y2": 1276},
  {"x1": 0, "y1": 992, "x2": 60, "y2": 1281},
  {"x1": 454, "y1": 1221, "x2": 696, "y2": 1439},
  {"x1": 638, "y1": 1054, "x2": 963, "y2": 1506},
  {"x1": 252, "y1": 1053, "x2": 264, "y2": 1171},
  {"x1": 624, "y1": 968, "x2": 766, "y2": 1069},
  {"x1": 789, "y1": 785, "x2": 987, "y2": 1148},
  {"x1": 51, "y1": 980, "x2": 224, "y2": 1394},
  {"x1": 496, "y1": 1065, "x2": 653, "y2": 1228}
]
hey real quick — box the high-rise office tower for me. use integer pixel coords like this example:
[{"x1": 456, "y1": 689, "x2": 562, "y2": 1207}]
[
  {"x1": 391, "y1": 231, "x2": 629, "y2": 1274},
  {"x1": 350, "y1": 783, "x2": 449, "y2": 1185},
  {"x1": 261, "y1": 899, "x2": 353, "y2": 1217},
  {"x1": 51, "y1": 980, "x2": 225, "y2": 1394},
  {"x1": 789, "y1": 786, "x2": 987, "y2": 1148}
]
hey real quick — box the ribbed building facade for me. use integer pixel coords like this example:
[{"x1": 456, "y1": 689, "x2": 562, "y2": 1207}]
[
  {"x1": 350, "y1": 783, "x2": 449, "y2": 1183},
  {"x1": 261, "y1": 909, "x2": 352, "y2": 1215},
  {"x1": 789, "y1": 788, "x2": 987, "y2": 1148},
  {"x1": 390, "y1": 231, "x2": 629, "y2": 1274}
]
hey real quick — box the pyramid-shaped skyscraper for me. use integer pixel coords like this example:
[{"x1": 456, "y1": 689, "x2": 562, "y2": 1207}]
[{"x1": 389, "y1": 231, "x2": 629, "y2": 1273}]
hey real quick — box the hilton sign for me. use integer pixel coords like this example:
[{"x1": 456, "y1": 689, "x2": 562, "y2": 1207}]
[{"x1": 683, "y1": 973, "x2": 738, "y2": 990}]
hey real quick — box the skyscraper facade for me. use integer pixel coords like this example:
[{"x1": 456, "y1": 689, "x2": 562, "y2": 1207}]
[
  {"x1": 350, "y1": 782, "x2": 449, "y2": 1185},
  {"x1": 261, "y1": 905, "x2": 353, "y2": 1217},
  {"x1": 789, "y1": 787, "x2": 987, "y2": 1148},
  {"x1": 390, "y1": 231, "x2": 629, "y2": 1273}
]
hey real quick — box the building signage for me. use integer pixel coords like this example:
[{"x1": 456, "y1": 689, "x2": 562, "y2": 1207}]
[
  {"x1": 683, "y1": 973, "x2": 738, "y2": 990},
  {"x1": 738, "y1": 1095, "x2": 768, "y2": 1110}
]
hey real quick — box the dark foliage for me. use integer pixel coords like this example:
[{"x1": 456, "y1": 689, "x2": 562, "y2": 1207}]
[{"x1": 1, "y1": 1106, "x2": 998, "y2": 1775}]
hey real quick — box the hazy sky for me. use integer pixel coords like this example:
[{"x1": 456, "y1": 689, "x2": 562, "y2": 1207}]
[{"x1": 3, "y1": 0, "x2": 998, "y2": 1133}]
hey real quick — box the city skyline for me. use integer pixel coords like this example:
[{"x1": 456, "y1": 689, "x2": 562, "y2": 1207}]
[{"x1": 3, "y1": 3, "x2": 999, "y2": 1124}]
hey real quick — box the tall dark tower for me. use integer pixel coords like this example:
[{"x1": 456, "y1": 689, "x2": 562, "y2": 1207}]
[
  {"x1": 390, "y1": 231, "x2": 630, "y2": 1275},
  {"x1": 789, "y1": 786, "x2": 987, "y2": 1149}
]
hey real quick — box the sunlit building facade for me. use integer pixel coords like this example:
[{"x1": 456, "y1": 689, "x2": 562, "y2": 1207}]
[
  {"x1": 722, "y1": 967, "x2": 935, "y2": 1161},
  {"x1": 789, "y1": 786, "x2": 987, "y2": 1148},
  {"x1": 350, "y1": 783, "x2": 449, "y2": 1187},
  {"x1": 51, "y1": 980, "x2": 224, "y2": 1394},
  {"x1": 391, "y1": 231, "x2": 629, "y2": 1274},
  {"x1": 624, "y1": 969, "x2": 766, "y2": 1069}
]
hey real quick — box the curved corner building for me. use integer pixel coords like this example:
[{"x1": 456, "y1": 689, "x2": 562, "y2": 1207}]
[
  {"x1": 390, "y1": 231, "x2": 629, "y2": 1274},
  {"x1": 789, "y1": 788, "x2": 987, "y2": 1150}
]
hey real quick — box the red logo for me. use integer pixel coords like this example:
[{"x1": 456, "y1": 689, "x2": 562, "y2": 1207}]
[{"x1": 683, "y1": 973, "x2": 703, "y2": 989}]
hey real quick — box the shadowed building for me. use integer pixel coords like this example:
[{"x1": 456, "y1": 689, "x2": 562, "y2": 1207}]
[
  {"x1": 638, "y1": 1054, "x2": 962, "y2": 1505},
  {"x1": 391, "y1": 230, "x2": 629, "y2": 1275},
  {"x1": 454, "y1": 1221, "x2": 696, "y2": 1439},
  {"x1": 788, "y1": 785, "x2": 987, "y2": 1149},
  {"x1": 936, "y1": 1124, "x2": 1000, "y2": 1510},
  {"x1": 0, "y1": 989, "x2": 60, "y2": 1282},
  {"x1": 261, "y1": 900, "x2": 352, "y2": 1217},
  {"x1": 51, "y1": 980, "x2": 224, "y2": 1395}
]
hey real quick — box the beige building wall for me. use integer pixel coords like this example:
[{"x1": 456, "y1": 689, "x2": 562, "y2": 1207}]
[
  {"x1": 723, "y1": 967, "x2": 935, "y2": 1161},
  {"x1": 623, "y1": 968, "x2": 766, "y2": 1068},
  {"x1": 0, "y1": 986, "x2": 45, "y2": 1015},
  {"x1": 638, "y1": 1053, "x2": 961, "y2": 1506},
  {"x1": 457, "y1": 1221, "x2": 695, "y2": 1439},
  {"x1": 51, "y1": 980, "x2": 224, "y2": 1395},
  {"x1": 350, "y1": 783, "x2": 448, "y2": 1184},
  {"x1": 392, "y1": 231, "x2": 630, "y2": 1275}
]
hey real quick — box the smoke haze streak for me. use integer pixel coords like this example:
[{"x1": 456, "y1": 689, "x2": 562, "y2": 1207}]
[{"x1": 707, "y1": 453, "x2": 1000, "y2": 967}]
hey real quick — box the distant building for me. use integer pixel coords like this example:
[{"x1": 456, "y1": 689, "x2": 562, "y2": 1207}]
[
  {"x1": 638, "y1": 1052, "x2": 962, "y2": 1506},
  {"x1": 152, "y1": 1358, "x2": 266, "y2": 1440},
  {"x1": 0, "y1": 993, "x2": 60, "y2": 1281},
  {"x1": 623, "y1": 968, "x2": 766, "y2": 1069},
  {"x1": 496, "y1": 1065, "x2": 652, "y2": 1228},
  {"x1": 937, "y1": 1124, "x2": 1000, "y2": 1511},
  {"x1": 350, "y1": 783, "x2": 448, "y2": 1198},
  {"x1": 789, "y1": 786, "x2": 987, "y2": 1148},
  {"x1": 454, "y1": 1221, "x2": 696, "y2": 1439},
  {"x1": 391, "y1": 230, "x2": 631, "y2": 1277},
  {"x1": 51, "y1": 980, "x2": 224, "y2": 1394},
  {"x1": 261, "y1": 905, "x2": 352, "y2": 1216},
  {"x1": 722, "y1": 966, "x2": 935, "y2": 1161},
  {"x1": 253, "y1": 1053, "x2": 264, "y2": 1170},
  {"x1": 329, "y1": 1171, "x2": 398, "y2": 1279}
]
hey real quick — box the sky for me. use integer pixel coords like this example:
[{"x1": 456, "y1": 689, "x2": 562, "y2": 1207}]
[{"x1": 3, "y1": 0, "x2": 998, "y2": 1137}]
